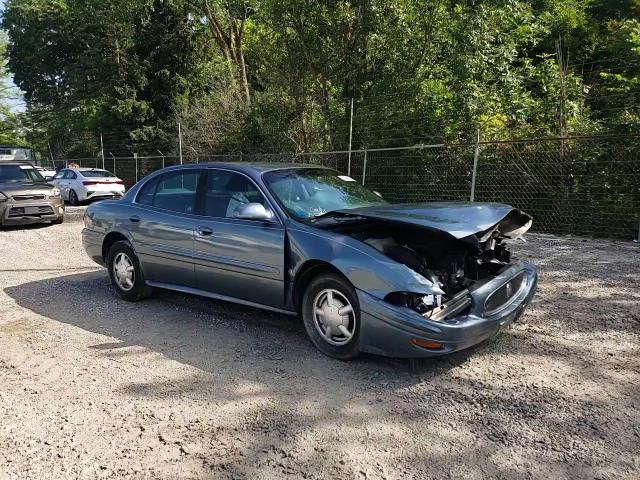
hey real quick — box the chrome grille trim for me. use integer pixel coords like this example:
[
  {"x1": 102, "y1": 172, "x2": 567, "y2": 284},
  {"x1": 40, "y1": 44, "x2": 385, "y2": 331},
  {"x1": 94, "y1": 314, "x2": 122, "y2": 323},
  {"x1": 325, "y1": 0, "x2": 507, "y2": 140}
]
[
  {"x1": 7, "y1": 205, "x2": 55, "y2": 218},
  {"x1": 484, "y1": 271, "x2": 528, "y2": 316},
  {"x1": 12, "y1": 194, "x2": 46, "y2": 201}
]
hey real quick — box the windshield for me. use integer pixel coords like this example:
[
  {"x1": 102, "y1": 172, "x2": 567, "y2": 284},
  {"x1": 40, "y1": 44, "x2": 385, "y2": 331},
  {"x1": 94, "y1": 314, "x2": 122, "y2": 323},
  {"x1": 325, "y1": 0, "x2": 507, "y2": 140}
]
[
  {"x1": 81, "y1": 170, "x2": 115, "y2": 178},
  {"x1": 263, "y1": 168, "x2": 387, "y2": 220},
  {"x1": 0, "y1": 165, "x2": 46, "y2": 183}
]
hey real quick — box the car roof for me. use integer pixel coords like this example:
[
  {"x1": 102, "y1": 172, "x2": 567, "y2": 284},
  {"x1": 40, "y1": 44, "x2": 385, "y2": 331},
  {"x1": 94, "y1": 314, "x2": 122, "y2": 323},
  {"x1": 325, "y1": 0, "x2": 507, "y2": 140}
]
[
  {"x1": 168, "y1": 162, "x2": 332, "y2": 174},
  {"x1": 0, "y1": 161, "x2": 35, "y2": 167}
]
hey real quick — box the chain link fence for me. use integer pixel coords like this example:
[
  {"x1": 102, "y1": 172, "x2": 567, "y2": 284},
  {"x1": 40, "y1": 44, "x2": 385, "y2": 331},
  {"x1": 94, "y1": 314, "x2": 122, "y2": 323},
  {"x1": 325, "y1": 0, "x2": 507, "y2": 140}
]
[{"x1": 51, "y1": 134, "x2": 640, "y2": 240}]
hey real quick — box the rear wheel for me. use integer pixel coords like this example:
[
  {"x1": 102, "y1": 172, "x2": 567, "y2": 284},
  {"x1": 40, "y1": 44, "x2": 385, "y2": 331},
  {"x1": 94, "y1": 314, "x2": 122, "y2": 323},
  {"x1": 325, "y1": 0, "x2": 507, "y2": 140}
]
[
  {"x1": 68, "y1": 189, "x2": 80, "y2": 206},
  {"x1": 106, "y1": 240, "x2": 152, "y2": 302},
  {"x1": 301, "y1": 274, "x2": 360, "y2": 360}
]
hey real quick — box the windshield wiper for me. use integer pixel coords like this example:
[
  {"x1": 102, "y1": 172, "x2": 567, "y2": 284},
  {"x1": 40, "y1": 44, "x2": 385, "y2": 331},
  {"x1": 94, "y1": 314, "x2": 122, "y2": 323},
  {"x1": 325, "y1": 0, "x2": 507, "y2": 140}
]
[{"x1": 307, "y1": 211, "x2": 366, "y2": 225}]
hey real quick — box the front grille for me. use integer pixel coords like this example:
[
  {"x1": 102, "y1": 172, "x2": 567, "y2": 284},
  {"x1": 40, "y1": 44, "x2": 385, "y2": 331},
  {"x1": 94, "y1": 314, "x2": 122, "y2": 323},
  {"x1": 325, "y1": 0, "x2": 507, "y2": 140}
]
[
  {"x1": 12, "y1": 194, "x2": 46, "y2": 201},
  {"x1": 485, "y1": 271, "x2": 527, "y2": 315},
  {"x1": 7, "y1": 205, "x2": 54, "y2": 218}
]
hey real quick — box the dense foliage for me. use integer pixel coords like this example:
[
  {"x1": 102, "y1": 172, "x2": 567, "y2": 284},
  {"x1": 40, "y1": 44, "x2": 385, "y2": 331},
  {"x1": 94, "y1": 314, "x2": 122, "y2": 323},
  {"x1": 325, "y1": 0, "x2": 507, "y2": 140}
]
[{"x1": 1, "y1": 0, "x2": 639, "y2": 158}]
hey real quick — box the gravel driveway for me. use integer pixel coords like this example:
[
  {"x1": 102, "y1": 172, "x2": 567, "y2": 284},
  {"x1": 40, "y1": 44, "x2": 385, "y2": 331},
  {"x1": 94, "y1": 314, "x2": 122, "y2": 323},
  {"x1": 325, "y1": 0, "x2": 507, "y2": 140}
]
[{"x1": 0, "y1": 210, "x2": 638, "y2": 479}]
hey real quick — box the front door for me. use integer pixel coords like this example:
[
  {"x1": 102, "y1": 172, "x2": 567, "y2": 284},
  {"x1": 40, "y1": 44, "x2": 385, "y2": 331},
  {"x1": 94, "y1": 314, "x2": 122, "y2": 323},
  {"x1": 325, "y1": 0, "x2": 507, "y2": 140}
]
[
  {"x1": 128, "y1": 169, "x2": 203, "y2": 288},
  {"x1": 193, "y1": 169, "x2": 286, "y2": 309}
]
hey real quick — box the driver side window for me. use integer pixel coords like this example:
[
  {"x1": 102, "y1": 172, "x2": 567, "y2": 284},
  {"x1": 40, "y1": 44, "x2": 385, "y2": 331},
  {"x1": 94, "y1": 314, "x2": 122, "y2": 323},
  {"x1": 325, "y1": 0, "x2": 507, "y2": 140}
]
[{"x1": 204, "y1": 170, "x2": 266, "y2": 218}]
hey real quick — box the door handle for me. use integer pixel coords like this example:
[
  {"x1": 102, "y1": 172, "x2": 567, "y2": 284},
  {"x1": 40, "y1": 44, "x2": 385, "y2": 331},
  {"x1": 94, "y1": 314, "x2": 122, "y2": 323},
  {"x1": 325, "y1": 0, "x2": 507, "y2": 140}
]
[
  {"x1": 197, "y1": 227, "x2": 214, "y2": 236},
  {"x1": 129, "y1": 215, "x2": 140, "y2": 223}
]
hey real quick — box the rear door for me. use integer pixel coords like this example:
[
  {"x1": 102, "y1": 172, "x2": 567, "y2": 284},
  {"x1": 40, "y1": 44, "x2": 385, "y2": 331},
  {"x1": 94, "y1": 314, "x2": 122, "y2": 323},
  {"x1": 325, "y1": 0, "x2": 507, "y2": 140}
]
[
  {"x1": 128, "y1": 169, "x2": 203, "y2": 288},
  {"x1": 193, "y1": 168, "x2": 286, "y2": 309}
]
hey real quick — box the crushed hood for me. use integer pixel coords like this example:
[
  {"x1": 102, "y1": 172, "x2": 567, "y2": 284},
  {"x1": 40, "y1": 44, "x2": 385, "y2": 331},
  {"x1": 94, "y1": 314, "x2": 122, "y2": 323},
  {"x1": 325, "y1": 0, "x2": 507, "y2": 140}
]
[{"x1": 336, "y1": 202, "x2": 532, "y2": 240}]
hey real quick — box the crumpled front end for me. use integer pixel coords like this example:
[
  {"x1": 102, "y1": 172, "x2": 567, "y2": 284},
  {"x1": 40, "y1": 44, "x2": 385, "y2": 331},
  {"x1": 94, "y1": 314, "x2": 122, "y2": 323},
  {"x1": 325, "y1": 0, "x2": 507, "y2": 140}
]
[{"x1": 356, "y1": 261, "x2": 537, "y2": 358}]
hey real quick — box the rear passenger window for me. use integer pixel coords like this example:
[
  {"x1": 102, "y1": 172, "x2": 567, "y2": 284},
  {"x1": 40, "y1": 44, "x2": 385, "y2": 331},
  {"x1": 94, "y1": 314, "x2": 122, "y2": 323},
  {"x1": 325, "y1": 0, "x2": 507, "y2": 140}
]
[
  {"x1": 137, "y1": 176, "x2": 160, "y2": 206},
  {"x1": 152, "y1": 170, "x2": 201, "y2": 214}
]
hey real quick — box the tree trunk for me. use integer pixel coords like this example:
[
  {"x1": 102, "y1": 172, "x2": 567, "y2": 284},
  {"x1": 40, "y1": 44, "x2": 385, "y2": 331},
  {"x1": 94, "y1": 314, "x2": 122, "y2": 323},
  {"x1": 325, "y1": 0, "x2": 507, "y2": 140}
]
[{"x1": 202, "y1": 0, "x2": 251, "y2": 105}]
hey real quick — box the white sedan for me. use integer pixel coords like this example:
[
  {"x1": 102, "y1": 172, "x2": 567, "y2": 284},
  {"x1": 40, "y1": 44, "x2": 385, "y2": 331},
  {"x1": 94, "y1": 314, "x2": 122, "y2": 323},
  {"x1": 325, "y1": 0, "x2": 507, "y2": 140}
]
[
  {"x1": 35, "y1": 165, "x2": 57, "y2": 181},
  {"x1": 51, "y1": 168, "x2": 126, "y2": 205}
]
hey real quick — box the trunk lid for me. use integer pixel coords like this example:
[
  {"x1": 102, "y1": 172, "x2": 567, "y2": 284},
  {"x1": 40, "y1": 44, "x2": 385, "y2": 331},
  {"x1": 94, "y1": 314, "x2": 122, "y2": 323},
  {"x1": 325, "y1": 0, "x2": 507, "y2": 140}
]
[{"x1": 336, "y1": 202, "x2": 532, "y2": 239}]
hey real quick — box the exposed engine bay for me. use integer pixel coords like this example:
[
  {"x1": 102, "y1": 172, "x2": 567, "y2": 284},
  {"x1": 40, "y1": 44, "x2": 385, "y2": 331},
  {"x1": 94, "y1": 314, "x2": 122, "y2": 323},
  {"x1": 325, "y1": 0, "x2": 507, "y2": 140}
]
[{"x1": 326, "y1": 214, "x2": 529, "y2": 318}]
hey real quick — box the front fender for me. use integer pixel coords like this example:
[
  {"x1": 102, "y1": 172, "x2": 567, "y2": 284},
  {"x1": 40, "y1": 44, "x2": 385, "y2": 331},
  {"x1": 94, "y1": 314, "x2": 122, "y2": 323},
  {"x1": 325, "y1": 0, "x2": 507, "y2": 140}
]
[{"x1": 286, "y1": 223, "x2": 442, "y2": 300}]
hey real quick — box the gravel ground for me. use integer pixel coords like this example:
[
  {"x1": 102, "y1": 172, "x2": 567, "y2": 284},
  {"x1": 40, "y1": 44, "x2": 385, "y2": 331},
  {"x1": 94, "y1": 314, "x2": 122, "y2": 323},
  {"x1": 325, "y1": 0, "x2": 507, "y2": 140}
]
[{"x1": 0, "y1": 209, "x2": 638, "y2": 479}]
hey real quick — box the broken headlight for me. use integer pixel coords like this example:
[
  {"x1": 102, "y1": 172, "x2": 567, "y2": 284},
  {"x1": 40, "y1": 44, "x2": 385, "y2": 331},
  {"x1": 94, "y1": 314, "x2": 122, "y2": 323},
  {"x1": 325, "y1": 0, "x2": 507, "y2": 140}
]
[{"x1": 385, "y1": 292, "x2": 443, "y2": 314}]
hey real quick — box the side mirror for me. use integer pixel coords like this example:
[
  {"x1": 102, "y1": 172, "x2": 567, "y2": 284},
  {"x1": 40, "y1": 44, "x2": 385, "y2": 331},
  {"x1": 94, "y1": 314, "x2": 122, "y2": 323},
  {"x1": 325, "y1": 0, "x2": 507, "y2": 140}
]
[{"x1": 233, "y1": 202, "x2": 275, "y2": 222}]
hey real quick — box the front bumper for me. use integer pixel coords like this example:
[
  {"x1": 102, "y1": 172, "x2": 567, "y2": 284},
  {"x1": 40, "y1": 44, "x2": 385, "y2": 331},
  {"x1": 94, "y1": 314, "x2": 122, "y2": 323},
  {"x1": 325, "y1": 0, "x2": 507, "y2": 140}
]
[
  {"x1": 0, "y1": 198, "x2": 65, "y2": 226},
  {"x1": 357, "y1": 261, "x2": 538, "y2": 358}
]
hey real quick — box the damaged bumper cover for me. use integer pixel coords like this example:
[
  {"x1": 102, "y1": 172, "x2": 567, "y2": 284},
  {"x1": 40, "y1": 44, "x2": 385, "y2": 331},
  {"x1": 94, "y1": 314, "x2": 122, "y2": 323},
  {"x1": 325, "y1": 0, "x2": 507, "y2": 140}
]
[{"x1": 357, "y1": 261, "x2": 537, "y2": 358}]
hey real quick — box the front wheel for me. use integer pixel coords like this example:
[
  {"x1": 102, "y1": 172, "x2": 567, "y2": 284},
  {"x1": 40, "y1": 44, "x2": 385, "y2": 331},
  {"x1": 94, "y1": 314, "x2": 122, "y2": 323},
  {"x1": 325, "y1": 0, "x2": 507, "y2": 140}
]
[
  {"x1": 301, "y1": 274, "x2": 361, "y2": 360},
  {"x1": 106, "y1": 240, "x2": 152, "y2": 302}
]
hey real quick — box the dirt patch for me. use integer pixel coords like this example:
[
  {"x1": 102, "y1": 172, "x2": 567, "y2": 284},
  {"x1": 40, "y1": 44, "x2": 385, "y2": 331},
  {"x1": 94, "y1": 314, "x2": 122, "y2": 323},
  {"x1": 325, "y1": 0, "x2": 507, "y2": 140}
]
[{"x1": 0, "y1": 218, "x2": 638, "y2": 479}]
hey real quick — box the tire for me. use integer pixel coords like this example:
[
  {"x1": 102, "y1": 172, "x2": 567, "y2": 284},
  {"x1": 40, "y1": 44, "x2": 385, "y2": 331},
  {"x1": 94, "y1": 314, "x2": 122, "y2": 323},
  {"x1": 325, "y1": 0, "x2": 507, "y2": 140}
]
[
  {"x1": 301, "y1": 273, "x2": 361, "y2": 360},
  {"x1": 68, "y1": 189, "x2": 80, "y2": 206},
  {"x1": 106, "y1": 240, "x2": 153, "y2": 302}
]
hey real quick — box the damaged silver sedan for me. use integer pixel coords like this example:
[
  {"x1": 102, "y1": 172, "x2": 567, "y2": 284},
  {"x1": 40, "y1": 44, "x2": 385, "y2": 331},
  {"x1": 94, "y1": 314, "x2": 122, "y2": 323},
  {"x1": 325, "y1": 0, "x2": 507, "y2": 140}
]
[{"x1": 82, "y1": 163, "x2": 537, "y2": 359}]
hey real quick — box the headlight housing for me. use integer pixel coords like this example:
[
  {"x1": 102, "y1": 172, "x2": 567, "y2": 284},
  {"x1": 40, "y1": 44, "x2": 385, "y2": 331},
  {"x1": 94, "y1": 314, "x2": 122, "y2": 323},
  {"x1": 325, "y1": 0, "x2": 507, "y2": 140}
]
[
  {"x1": 385, "y1": 291, "x2": 443, "y2": 314},
  {"x1": 0, "y1": 192, "x2": 7, "y2": 202},
  {"x1": 49, "y1": 188, "x2": 61, "y2": 198}
]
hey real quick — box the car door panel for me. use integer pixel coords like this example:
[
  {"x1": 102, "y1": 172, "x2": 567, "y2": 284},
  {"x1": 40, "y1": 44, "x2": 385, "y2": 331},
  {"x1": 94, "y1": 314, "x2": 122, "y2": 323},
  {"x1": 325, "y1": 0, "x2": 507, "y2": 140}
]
[
  {"x1": 194, "y1": 219, "x2": 285, "y2": 308},
  {"x1": 129, "y1": 207, "x2": 196, "y2": 287},
  {"x1": 192, "y1": 169, "x2": 286, "y2": 309},
  {"x1": 126, "y1": 170, "x2": 201, "y2": 287}
]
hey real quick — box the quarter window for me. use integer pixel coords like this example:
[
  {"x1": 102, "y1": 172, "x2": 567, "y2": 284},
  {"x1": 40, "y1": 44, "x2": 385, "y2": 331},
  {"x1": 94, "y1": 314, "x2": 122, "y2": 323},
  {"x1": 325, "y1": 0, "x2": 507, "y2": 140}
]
[
  {"x1": 137, "y1": 175, "x2": 160, "y2": 206},
  {"x1": 203, "y1": 170, "x2": 267, "y2": 218},
  {"x1": 152, "y1": 170, "x2": 201, "y2": 214}
]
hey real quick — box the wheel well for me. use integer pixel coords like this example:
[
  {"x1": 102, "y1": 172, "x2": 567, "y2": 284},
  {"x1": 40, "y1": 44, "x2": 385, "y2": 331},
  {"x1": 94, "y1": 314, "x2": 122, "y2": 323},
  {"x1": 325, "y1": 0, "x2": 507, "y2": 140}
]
[
  {"x1": 292, "y1": 261, "x2": 348, "y2": 313},
  {"x1": 102, "y1": 232, "x2": 128, "y2": 261}
]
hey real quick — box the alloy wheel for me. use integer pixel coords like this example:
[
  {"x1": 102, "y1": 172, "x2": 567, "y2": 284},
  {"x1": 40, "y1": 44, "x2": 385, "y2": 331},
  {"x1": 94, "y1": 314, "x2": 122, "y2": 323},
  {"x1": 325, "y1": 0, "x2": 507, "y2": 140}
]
[
  {"x1": 113, "y1": 252, "x2": 135, "y2": 291},
  {"x1": 312, "y1": 288, "x2": 356, "y2": 346}
]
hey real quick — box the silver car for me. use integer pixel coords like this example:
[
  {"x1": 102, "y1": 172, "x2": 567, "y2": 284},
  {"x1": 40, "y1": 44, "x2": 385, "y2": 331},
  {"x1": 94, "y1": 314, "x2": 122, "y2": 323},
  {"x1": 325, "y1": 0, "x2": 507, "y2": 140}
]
[
  {"x1": 82, "y1": 163, "x2": 537, "y2": 360},
  {"x1": 0, "y1": 162, "x2": 65, "y2": 226}
]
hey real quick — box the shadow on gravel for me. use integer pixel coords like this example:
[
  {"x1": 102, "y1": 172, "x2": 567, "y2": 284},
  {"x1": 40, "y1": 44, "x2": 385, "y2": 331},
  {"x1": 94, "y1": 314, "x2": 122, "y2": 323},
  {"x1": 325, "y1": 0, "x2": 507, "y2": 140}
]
[
  {"x1": 4, "y1": 270, "x2": 465, "y2": 380},
  {"x1": 5, "y1": 261, "x2": 639, "y2": 478}
]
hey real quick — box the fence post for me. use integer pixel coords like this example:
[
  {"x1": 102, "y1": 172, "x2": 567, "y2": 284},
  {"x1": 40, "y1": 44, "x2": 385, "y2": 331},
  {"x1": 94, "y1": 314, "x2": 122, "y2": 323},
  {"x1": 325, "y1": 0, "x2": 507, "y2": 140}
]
[
  {"x1": 100, "y1": 134, "x2": 105, "y2": 170},
  {"x1": 178, "y1": 122, "x2": 184, "y2": 165},
  {"x1": 362, "y1": 149, "x2": 368, "y2": 185},
  {"x1": 110, "y1": 153, "x2": 116, "y2": 176},
  {"x1": 347, "y1": 97, "x2": 354, "y2": 176},
  {"x1": 470, "y1": 128, "x2": 480, "y2": 202},
  {"x1": 134, "y1": 153, "x2": 138, "y2": 182}
]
